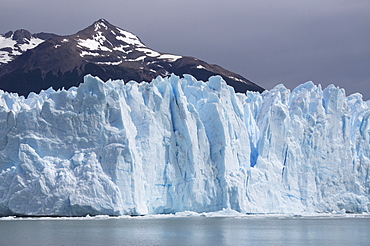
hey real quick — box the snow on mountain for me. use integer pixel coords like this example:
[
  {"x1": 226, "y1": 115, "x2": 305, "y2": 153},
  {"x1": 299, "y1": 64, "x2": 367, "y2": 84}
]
[
  {"x1": 0, "y1": 29, "x2": 56, "y2": 65},
  {"x1": 0, "y1": 74, "x2": 368, "y2": 216},
  {"x1": 75, "y1": 19, "x2": 181, "y2": 63},
  {"x1": 0, "y1": 19, "x2": 264, "y2": 97},
  {"x1": 0, "y1": 19, "x2": 182, "y2": 68}
]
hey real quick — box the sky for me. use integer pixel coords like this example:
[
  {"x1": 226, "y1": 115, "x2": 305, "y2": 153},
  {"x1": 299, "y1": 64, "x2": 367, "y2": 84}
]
[{"x1": 1, "y1": 0, "x2": 370, "y2": 99}]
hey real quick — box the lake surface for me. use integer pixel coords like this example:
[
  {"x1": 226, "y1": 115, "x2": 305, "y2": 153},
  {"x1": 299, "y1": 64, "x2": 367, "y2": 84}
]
[{"x1": 0, "y1": 215, "x2": 369, "y2": 245}]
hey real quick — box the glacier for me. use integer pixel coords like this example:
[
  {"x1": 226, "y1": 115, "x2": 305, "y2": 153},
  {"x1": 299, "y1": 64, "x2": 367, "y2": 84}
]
[{"x1": 0, "y1": 74, "x2": 369, "y2": 216}]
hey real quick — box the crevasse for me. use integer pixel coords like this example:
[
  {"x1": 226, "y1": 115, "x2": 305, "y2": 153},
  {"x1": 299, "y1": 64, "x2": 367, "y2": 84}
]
[{"x1": 0, "y1": 74, "x2": 369, "y2": 216}]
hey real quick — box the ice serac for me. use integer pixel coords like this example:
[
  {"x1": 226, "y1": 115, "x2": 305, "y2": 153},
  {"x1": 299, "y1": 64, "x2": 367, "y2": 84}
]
[{"x1": 0, "y1": 75, "x2": 369, "y2": 216}]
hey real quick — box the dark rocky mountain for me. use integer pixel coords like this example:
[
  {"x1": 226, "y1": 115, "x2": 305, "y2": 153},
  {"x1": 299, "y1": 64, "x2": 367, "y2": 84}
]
[{"x1": 0, "y1": 19, "x2": 264, "y2": 96}]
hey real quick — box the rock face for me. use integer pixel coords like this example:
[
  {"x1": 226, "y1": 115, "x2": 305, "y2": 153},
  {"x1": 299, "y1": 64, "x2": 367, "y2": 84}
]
[
  {"x1": 0, "y1": 75, "x2": 369, "y2": 216},
  {"x1": 0, "y1": 19, "x2": 263, "y2": 97}
]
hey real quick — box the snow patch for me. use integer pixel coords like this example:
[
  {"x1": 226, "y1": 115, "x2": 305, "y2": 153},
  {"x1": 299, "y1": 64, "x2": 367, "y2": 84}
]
[
  {"x1": 229, "y1": 76, "x2": 245, "y2": 83},
  {"x1": 0, "y1": 36, "x2": 17, "y2": 49},
  {"x1": 94, "y1": 22, "x2": 108, "y2": 31},
  {"x1": 80, "y1": 51, "x2": 101, "y2": 57},
  {"x1": 0, "y1": 51, "x2": 13, "y2": 64},
  {"x1": 116, "y1": 28, "x2": 145, "y2": 47},
  {"x1": 77, "y1": 32, "x2": 112, "y2": 52},
  {"x1": 0, "y1": 35, "x2": 45, "y2": 64},
  {"x1": 136, "y1": 47, "x2": 160, "y2": 57},
  {"x1": 18, "y1": 37, "x2": 44, "y2": 52},
  {"x1": 158, "y1": 54, "x2": 182, "y2": 61},
  {"x1": 112, "y1": 45, "x2": 130, "y2": 53},
  {"x1": 96, "y1": 60, "x2": 123, "y2": 65}
]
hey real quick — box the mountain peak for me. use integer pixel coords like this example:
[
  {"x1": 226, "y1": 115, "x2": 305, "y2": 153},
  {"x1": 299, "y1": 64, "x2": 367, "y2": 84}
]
[
  {"x1": 95, "y1": 18, "x2": 109, "y2": 23},
  {"x1": 93, "y1": 18, "x2": 110, "y2": 25},
  {"x1": 92, "y1": 18, "x2": 113, "y2": 31},
  {"x1": 2, "y1": 29, "x2": 32, "y2": 41},
  {"x1": 12, "y1": 29, "x2": 32, "y2": 42},
  {"x1": 0, "y1": 19, "x2": 264, "y2": 96},
  {"x1": 75, "y1": 19, "x2": 146, "y2": 49}
]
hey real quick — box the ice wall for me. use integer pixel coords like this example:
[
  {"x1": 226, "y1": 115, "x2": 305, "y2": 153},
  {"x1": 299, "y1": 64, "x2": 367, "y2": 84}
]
[{"x1": 0, "y1": 74, "x2": 369, "y2": 216}]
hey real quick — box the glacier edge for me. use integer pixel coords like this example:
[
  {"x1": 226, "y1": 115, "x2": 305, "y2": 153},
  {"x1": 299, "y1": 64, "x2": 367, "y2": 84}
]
[{"x1": 0, "y1": 74, "x2": 369, "y2": 216}]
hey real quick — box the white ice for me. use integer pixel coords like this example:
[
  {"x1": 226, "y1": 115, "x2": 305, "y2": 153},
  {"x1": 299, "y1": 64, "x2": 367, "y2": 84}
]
[{"x1": 0, "y1": 75, "x2": 369, "y2": 216}]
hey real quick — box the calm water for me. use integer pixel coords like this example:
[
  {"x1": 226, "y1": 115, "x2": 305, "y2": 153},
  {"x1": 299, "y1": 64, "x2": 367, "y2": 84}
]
[{"x1": 0, "y1": 216, "x2": 369, "y2": 245}]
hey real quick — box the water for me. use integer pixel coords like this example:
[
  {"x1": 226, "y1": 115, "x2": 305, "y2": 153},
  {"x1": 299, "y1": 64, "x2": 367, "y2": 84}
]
[{"x1": 0, "y1": 216, "x2": 369, "y2": 245}]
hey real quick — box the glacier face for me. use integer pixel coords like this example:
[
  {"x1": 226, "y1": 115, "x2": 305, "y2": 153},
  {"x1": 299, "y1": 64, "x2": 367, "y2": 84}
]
[{"x1": 0, "y1": 74, "x2": 369, "y2": 216}]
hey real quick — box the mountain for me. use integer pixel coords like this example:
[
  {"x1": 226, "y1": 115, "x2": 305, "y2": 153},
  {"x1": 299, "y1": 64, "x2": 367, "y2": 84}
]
[
  {"x1": 0, "y1": 29, "x2": 59, "y2": 65},
  {"x1": 0, "y1": 19, "x2": 263, "y2": 97},
  {"x1": 0, "y1": 75, "x2": 369, "y2": 216}
]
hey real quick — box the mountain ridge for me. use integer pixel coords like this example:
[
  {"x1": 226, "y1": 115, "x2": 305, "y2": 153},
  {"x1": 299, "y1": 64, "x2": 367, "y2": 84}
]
[{"x1": 0, "y1": 19, "x2": 264, "y2": 96}]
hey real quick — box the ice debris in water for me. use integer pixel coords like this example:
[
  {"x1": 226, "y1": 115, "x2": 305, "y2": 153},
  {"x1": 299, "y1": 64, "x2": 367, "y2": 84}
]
[{"x1": 0, "y1": 74, "x2": 369, "y2": 216}]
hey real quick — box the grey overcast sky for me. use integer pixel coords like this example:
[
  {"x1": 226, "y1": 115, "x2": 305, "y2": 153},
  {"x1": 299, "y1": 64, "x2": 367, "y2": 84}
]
[{"x1": 1, "y1": 0, "x2": 370, "y2": 99}]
